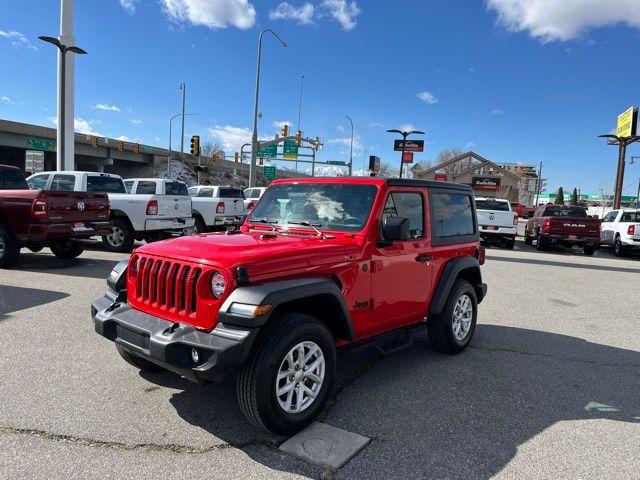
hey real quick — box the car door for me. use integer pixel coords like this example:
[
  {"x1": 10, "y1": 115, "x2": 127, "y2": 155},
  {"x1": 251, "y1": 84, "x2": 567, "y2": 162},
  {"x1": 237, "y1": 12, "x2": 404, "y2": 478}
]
[
  {"x1": 600, "y1": 211, "x2": 618, "y2": 245},
  {"x1": 371, "y1": 188, "x2": 432, "y2": 329}
]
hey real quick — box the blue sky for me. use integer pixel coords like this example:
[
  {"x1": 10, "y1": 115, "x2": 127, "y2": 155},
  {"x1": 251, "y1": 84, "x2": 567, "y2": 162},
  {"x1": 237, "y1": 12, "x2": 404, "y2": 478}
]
[{"x1": 2, "y1": 0, "x2": 640, "y2": 194}]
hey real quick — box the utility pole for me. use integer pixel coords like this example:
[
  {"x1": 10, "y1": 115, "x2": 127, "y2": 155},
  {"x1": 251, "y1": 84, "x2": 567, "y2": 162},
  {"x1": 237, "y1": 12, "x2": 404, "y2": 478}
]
[
  {"x1": 345, "y1": 115, "x2": 354, "y2": 176},
  {"x1": 636, "y1": 177, "x2": 640, "y2": 209},
  {"x1": 179, "y1": 83, "x2": 186, "y2": 154},
  {"x1": 296, "y1": 73, "x2": 304, "y2": 172},
  {"x1": 534, "y1": 161, "x2": 543, "y2": 207}
]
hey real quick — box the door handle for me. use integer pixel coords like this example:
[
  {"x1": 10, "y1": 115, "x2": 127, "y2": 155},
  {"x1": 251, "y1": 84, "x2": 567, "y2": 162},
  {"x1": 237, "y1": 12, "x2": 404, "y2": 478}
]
[{"x1": 415, "y1": 255, "x2": 432, "y2": 263}]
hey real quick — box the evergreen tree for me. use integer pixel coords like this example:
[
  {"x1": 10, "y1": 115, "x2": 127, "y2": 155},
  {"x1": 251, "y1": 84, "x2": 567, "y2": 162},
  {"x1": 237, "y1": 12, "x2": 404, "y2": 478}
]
[
  {"x1": 554, "y1": 187, "x2": 565, "y2": 204},
  {"x1": 570, "y1": 188, "x2": 579, "y2": 205}
]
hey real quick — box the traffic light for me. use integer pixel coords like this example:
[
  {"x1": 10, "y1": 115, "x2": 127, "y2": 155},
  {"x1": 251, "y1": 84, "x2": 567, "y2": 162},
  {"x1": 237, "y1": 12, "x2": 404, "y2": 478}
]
[
  {"x1": 296, "y1": 130, "x2": 302, "y2": 146},
  {"x1": 134, "y1": 143, "x2": 140, "y2": 154},
  {"x1": 280, "y1": 124, "x2": 289, "y2": 138},
  {"x1": 190, "y1": 135, "x2": 200, "y2": 156},
  {"x1": 91, "y1": 136, "x2": 98, "y2": 148},
  {"x1": 234, "y1": 152, "x2": 240, "y2": 163},
  {"x1": 259, "y1": 157, "x2": 264, "y2": 166},
  {"x1": 117, "y1": 140, "x2": 124, "y2": 152}
]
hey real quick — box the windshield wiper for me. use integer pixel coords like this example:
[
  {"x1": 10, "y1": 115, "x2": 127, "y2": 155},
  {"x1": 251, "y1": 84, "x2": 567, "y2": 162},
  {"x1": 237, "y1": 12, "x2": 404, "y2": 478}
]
[
  {"x1": 286, "y1": 220, "x2": 324, "y2": 238},
  {"x1": 249, "y1": 218, "x2": 279, "y2": 235}
]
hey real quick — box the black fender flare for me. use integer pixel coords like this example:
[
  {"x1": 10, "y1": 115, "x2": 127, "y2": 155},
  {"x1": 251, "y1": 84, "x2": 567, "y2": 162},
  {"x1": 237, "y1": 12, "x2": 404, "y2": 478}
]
[
  {"x1": 429, "y1": 256, "x2": 486, "y2": 317},
  {"x1": 218, "y1": 276, "x2": 355, "y2": 341}
]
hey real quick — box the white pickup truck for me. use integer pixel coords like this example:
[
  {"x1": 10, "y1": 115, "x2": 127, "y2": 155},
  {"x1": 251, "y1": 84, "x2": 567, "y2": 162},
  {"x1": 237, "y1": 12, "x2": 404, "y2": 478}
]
[
  {"x1": 27, "y1": 172, "x2": 194, "y2": 252},
  {"x1": 188, "y1": 185, "x2": 245, "y2": 233},
  {"x1": 475, "y1": 197, "x2": 518, "y2": 249},
  {"x1": 600, "y1": 208, "x2": 640, "y2": 256}
]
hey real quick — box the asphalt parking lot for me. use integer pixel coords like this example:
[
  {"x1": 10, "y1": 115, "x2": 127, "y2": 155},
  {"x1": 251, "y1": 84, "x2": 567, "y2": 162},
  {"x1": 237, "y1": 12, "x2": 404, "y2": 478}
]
[{"x1": 1, "y1": 239, "x2": 639, "y2": 479}]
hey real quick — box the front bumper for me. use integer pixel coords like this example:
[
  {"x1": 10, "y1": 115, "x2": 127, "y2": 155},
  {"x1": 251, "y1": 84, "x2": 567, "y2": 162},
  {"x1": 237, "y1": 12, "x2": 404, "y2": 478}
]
[
  {"x1": 144, "y1": 217, "x2": 195, "y2": 232},
  {"x1": 91, "y1": 296, "x2": 259, "y2": 383}
]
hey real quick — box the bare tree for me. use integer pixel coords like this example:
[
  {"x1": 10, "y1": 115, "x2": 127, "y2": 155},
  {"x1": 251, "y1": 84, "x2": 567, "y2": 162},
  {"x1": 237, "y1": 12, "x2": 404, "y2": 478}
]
[
  {"x1": 378, "y1": 163, "x2": 399, "y2": 178},
  {"x1": 200, "y1": 141, "x2": 225, "y2": 163},
  {"x1": 436, "y1": 147, "x2": 464, "y2": 164}
]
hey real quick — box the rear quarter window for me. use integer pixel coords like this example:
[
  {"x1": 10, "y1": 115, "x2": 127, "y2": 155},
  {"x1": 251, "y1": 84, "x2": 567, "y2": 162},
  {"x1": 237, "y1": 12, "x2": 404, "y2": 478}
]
[
  {"x1": 429, "y1": 190, "x2": 478, "y2": 246},
  {"x1": 166, "y1": 182, "x2": 189, "y2": 196},
  {"x1": 87, "y1": 176, "x2": 126, "y2": 193}
]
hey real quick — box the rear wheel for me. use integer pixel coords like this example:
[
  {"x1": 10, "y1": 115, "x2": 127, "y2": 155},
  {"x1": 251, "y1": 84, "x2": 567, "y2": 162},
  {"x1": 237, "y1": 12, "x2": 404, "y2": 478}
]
[
  {"x1": 0, "y1": 224, "x2": 20, "y2": 269},
  {"x1": 50, "y1": 239, "x2": 84, "y2": 259},
  {"x1": 428, "y1": 280, "x2": 477, "y2": 354},
  {"x1": 523, "y1": 231, "x2": 533, "y2": 245},
  {"x1": 536, "y1": 233, "x2": 546, "y2": 251},
  {"x1": 505, "y1": 237, "x2": 516, "y2": 249},
  {"x1": 102, "y1": 218, "x2": 135, "y2": 253},
  {"x1": 583, "y1": 244, "x2": 596, "y2": 256},
  {"x1": 236, "y1": 313, "x2": 336, "y2": 435},
  {"x1": 194, "y1": 216, "x2": 207, "y2": 234},
  {"x1": 613, "y1": 238, "x2": 625, "y2": 257},
  {"x1": 143, "y1": 232, "x2": 164, "y2": 243},
  {"x1": 116, "y1": 344, "x2": 164, "y2": 372}
]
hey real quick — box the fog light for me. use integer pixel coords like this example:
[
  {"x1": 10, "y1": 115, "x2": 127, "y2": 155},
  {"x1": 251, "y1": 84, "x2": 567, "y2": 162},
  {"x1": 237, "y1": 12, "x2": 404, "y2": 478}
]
[{"x1": 191, "y1": 348, "x2": 200, "y2": 364}]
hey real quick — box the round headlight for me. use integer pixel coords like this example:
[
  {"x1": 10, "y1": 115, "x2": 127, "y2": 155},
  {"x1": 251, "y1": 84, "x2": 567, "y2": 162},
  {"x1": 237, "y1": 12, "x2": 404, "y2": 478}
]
[{"x1": 211, "y1": 272, "x2": 226, "y2": 298}]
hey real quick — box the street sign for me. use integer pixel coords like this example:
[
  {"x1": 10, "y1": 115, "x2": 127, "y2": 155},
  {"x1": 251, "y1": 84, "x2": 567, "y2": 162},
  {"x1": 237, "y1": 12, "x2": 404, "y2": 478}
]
[
  {"x1": 143, "y1": 146, "x2": 153, "y2": 153},
  {"x1": 263, "y1": 165, "x2": 276, "y2": 179},
  {"x1": 327, "y1": 160, "x2": 347, "y2": 166},
  {"x1": 617, "y1": 106, "x2": 637, "y2": 138},
  {"x1": 394, "y1": 139, "x2": 424, "y2": 152},
  {"x1": 402, "y1": 151, "x2": 414, "y2": 163},
  {"x1": 283, "y1": 140, "x2": 298, "y2": 159},
  {"x1": 25, "y1": 150, "x2": 45, "y2": 173},
  {"x1": 26, "y1": 138, "x2": 56, "y2": 152},
  {"x1": 258, "y1": 144, "x2": 277, "y2": 158}
]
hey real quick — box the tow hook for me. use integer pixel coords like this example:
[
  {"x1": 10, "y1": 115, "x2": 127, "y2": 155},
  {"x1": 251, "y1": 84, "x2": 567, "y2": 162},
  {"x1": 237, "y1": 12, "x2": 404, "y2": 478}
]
[
  {"x1": 106, "y1": 302, "x2": 121, "y2": 312},
  {"x1": 163, "y1": 322, "x2": 181, "y2": 336}
]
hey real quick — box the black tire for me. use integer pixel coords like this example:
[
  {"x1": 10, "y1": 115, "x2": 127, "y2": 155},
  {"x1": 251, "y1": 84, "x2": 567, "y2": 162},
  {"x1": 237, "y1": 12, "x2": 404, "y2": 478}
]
[
  {"x1": 523, "y1": 231, "x2": 533, "y2": 245},
  {"x1": 505, "y1": 238, "x2": 516, "y2": 249},
  {"x1": 102, "y1": 218, "x2": 135, "y2": 253},
  {"x1": 583, "y1": 244, "x2": 596, "y2": 256},
  {"x1": 536, "y1": 233, "x2": 546, "y2": 251},
  {"x1": 116, "y1": 344, "x2": 164, "y2": 372},
  {"x1": 236, "y1": 313, "x2": 336, "y2": 435},
  {"x1": 428, "y1": 279, "x2": 478, "y2": 354},
  {"x1": 194, "y1": 216, "x2": 207, "y2": 234},
  {"x1": 49, "y1": 240, "x2": 85, "y2": 259},
  {"x1": 613, "y1": 238, "x2": 625, "y2": 257},
  {"x1": 0, "y1": 224, "x2": 20, "y2": 269},
  {"x1": 143, "y1": 232, "x2": 164, "y2": 244}
]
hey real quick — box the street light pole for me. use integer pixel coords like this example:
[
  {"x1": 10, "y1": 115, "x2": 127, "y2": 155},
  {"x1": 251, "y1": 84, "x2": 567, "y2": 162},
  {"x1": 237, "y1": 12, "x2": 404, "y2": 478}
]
[
  {"x1": 295, "y1": 73, "x2": 304, "y2": 173},
  {"x1": 345, "y1": 115, "x2": 354, "y2": 176},
  {"x1": 168, "y1": 112, "x2": 198, "y2": 177},
  {"x1": 599, "y1": 134, "x2": 640, "y2": 209},
  {"x1": 535, "y1": 161, "x2": 543, "y2": 207},
  {"x1": 386, "y1": 129, "x2": 425, "y2": 179},
  {"x1": 179, "y1": 83, "x2": 186, "y2": 154},
  {"x1": 249, "y1": 29, "x2": 287, "y2": 188},
  {"x1": 39, "y1": 35, "x2": 86, "y2": 171}
]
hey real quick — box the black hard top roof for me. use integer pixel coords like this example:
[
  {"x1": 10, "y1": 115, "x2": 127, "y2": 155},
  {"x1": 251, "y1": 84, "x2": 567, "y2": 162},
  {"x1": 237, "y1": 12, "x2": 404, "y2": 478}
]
[{"x1": 386, "y1": 178, "x2": 473, "y2": 192}]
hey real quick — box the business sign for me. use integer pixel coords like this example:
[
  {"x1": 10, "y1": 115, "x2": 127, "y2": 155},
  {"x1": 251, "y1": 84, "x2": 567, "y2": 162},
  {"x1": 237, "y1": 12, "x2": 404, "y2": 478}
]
[
  {"x1": 616, "y1": 107, "x2": 637, "y2": 138},
  {"x1": 25, "y1": 150, "x2": 45, "y2": 173},
  {"x1": 434, "y1": 173, "x2": 447, "y2": 182},
  {"x1": 257, "y1": 144, "x2": 277, "y2": 158},
  {"x1": 402, "y1": 151, "x2": 414, "y2": 163},
  {"x1": 283, "y1": 140, "x2": 298, "y2": 159},
  {"x1": 472, "y1": 176, "x2": 501, "y2": 191},
  {"x1": 393, "y1": 139, "x2": 424, "y2": 152},
  {"x1": 26, "y1": 138, "x2": 56, "y2": 152},
  {"x1": 369, "y1": 155, "x2": 380, "y2": 173},
  {"x1": 263, "y1": 165, "x2": 276, "y2": 179}
]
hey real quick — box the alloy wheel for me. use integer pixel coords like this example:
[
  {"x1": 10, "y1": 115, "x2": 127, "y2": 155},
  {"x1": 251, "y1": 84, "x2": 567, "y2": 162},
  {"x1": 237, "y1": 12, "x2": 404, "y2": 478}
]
[
  {"x1": 106, "y1": 226, "x2": 125, "y2": 247},
  {"x1": 452, "y1": 294, "x2": 473, "y2": 341},
  {"x1": 275, "y1": 341, "x2": 325, "y2": 414}
]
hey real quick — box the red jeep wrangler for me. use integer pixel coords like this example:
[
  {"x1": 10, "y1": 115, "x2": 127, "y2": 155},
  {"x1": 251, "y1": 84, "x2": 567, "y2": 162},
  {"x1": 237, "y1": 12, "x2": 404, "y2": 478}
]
[{"x1": 92, "y1": 178, "x2": 487, "y2": 434}]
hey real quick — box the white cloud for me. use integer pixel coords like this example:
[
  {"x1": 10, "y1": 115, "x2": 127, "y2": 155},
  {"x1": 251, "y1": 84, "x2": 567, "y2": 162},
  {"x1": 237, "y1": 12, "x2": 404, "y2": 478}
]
[
  {"x1": 399, "y1": 123, "x2": 416, "y2": 132},
  {"x1": 490, "y1": 109, "x2": 504, "y2": 115},
  {"x1": 0, "y1": 30, "x2": 38, "y2": 50},
  {"x1": 1, "y1": 96, "x2": 12, "y2": 104},
  {"x1": 466, "y1": 142, "x2": 476, "y2": 148},
  {"x1": 272, "y1": 120, "x2": 292, "y2": 129},
  {"x1": 328, "y1": 134, "x2": 363, "y2": 151},
  {"x1": 270, "y1": 2, "x2": 315, "y2": 25},
  {"x1": 336, "y1": 124, "x2": 346, "y2": 132},
  {"x1": 130, "y1": 118, "x2": 142, "y2": 125},
  {"x1": 487, "y1": 0, "x2": 640, "y2": 43},
  {"x1": 49, "y1": 116, "x2": 101, "y2": 136},
  {"x1": 160, "y1": 0, "x2": 256, "y2": 30},
  {"x1": 417, "y1": 91, "x2": 438, "y2": 104},
  {"x1": 92, "y1": 103, "x2": 120, "y2": 112},
  {"x1": 321, "y1": 0, "x2": 361, "y2": 30},
  {"x1": 119, "y1": 0, "x2": 137, "y2": 14},
  {"x1": 208, "y1": 125, "x2": 252, "y2": 152},
  {"x1": 117, "y1": 135, "x2": 130, "y2": 141}
]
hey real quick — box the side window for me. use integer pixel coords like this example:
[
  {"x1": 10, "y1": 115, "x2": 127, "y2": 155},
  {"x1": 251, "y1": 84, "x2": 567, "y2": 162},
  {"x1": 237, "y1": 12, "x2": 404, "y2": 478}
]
[
  {"x1": 382, "y1": 192, "x2": 424, "y2": 239},
  {"x1": 27, "y1": 174, "x2": 50, "y2": 190},
  {"x1": 198, "y1": 188, "x2": 214, "y2": 197},
  {"x1": 124, "y1": 180, "x2": 134, "y2": 193},
  {"x1": 165, "y1": 182, "x2": 188, "y2": 196},
  {"x1": 50, "y1": 174, "x2": 75, "y2": 191},
  {"x1": 603, "y1": 211, "x2": 617, "y2": 222},
  {"x1": 431, "y1": 193, "x2": 475, "y2": 238},
  {"x1": 135, "y1": 181, "x2": 157, "y2": 194}
]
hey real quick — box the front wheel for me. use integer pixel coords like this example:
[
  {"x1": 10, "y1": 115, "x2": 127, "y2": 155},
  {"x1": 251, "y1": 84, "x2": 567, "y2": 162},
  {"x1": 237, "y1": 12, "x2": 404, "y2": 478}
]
[
  {"x1": 50, "y1": 240, "x2": 85, "y2": 259},
  {"x1": 613, "y1": 238, "x2": 625, "y2": 257},
  {"x1": 102, "y1": 218, "x2": 135, "y2": 253},
  {"x1": 428, "y1": 280, "x2": 478, "y2": 354},
  {"x1": 236, "y1": 313, "x2": 336, "y2": 435}
]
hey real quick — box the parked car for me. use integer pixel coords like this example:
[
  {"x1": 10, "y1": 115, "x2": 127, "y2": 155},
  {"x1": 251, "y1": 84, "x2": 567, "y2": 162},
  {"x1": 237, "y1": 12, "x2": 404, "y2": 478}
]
[
  {"x1": 524, "y1": 204, "x2": 600, "y2": 255},
  {"x1": 510, "y1": 202, "x2": 536, "y2": 218},
  {"x1": 0, "y1": 165, "x2": 111, "y2": 268},
  {"x1": 476, "y1": 197, "x2": 518, "y2": 249},
  {"x1": 188, "y1": 185, "x2": 245, "y2": 232},
  {"x1": 92, "y1": 177, "x2": 487, "y2": 434},
  {"x1": 27, "y1": 171, "x2": 195, "y2": 252},
  {"x1": 243, "y1": 186, "x2": 267, "y2": 211},
  {"x1": 600, "y1": 209, "x2": 640, "y2": 256}
]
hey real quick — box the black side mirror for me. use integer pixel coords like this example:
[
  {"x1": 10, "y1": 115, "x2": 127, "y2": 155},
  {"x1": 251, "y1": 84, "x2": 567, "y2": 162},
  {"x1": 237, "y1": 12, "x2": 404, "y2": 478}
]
[{"x1": 378, "y1": 217, "x2": 410, "y2": 247}]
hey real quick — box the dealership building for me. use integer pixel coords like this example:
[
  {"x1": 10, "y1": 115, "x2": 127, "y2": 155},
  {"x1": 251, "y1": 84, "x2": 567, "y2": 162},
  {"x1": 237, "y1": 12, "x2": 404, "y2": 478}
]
[{"x1": 416, "y1": 151, "x2": 538, "y2": 205}]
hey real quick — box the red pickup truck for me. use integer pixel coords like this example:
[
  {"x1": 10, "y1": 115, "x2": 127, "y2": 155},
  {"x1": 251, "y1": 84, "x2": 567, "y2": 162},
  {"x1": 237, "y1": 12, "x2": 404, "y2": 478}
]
[
  {"x1": 93, "y1": 177, "x2": 487, "y2": 434},
  {"x1": 524, "y1": 204, "x2": 600, "y2": 255},
  {"x1": 0, "y1": 164, "x2": 112, "y2": 268}
]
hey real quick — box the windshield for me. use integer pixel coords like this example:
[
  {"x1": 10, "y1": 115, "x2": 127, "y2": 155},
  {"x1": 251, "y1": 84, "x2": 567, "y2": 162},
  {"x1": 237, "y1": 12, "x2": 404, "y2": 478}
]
[
  {"x1": 475, "y1": 199, "x2": 510, "y2": 211},
  {"x1": 249, "y1": 183, "x2": 378, "y2": 232},
  {"x1": 542, "y1": 206, "x2": 587, "y2": 218}
]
